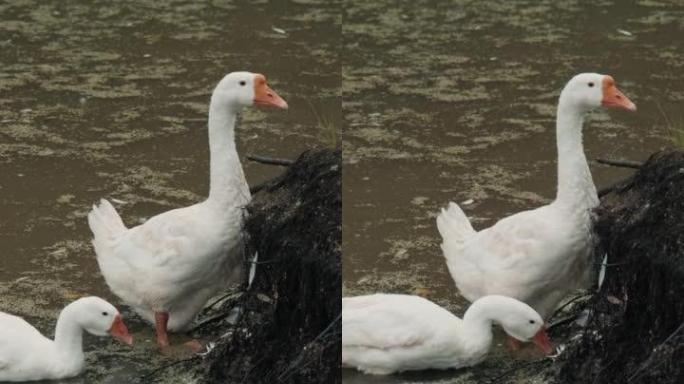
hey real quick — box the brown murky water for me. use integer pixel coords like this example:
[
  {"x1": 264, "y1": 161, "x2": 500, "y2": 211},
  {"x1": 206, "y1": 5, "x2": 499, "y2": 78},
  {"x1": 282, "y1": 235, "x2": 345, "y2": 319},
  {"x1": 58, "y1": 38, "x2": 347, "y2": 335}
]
[
  {"x1": 0, "y1": 0, "x2": 339, "y2": 382},
  {"x1": 342, "y1": 0, "x2": 682, "y2": 382}
]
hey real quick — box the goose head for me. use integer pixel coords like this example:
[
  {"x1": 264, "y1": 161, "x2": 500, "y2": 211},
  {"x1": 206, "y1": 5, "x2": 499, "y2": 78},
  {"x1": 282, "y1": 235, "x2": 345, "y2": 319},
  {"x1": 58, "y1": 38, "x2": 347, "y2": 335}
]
[
  {"x1": 561, "y1": 73, "x2": 636, "y2": 113},
  {"x1": 482, "y1": 296, "x2": 554, "y2": 355},
  {"x1": 73, "y1": 297, "x2": 133, "y2": 345},
  {"x1": 213, "y1": 71, "x2": 288, "y2": 110}
]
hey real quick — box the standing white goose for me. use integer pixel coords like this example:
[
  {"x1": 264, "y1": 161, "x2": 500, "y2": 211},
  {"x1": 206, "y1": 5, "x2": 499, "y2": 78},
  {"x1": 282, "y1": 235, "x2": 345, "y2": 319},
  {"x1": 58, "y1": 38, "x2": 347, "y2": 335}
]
[
  {"x1": 0, "y1": 296, "x2": 132, "y2": 382},
  {"x1": 437, "y1": 73, "x2": 636, "y2": 320},
  {"x1": 342, "y1": 294, "x2": 553, "y2": 375},
  {"x1": 88, "y1": 72, "x2": 288, "y2": 349}
]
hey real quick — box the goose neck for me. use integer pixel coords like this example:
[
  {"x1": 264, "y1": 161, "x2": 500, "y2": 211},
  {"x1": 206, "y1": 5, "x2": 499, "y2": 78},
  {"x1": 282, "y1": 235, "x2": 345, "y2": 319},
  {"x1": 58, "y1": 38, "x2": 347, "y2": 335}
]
[
  {"x1": 553, "y1": 98, "x2": 598, "y2": 210},
  {"x1": 206, "y1": 99, "x2": 250, "y2": 208},
  {"x1": 53, "y1": 305, "x2": 85, "y2": 372},
  {"x1": 461, "y1": 302, "x2": 495, "y2": 353}
]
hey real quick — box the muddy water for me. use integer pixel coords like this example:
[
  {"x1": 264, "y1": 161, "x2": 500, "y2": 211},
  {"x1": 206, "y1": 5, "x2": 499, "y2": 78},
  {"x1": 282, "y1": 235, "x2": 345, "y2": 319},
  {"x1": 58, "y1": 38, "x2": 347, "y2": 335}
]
[
  {"x1": 0, "y1": 0, "x2": 339, "y2": 382},
  {"x1": 342, "y1": 0, "x2": 682, "y2": 382}
]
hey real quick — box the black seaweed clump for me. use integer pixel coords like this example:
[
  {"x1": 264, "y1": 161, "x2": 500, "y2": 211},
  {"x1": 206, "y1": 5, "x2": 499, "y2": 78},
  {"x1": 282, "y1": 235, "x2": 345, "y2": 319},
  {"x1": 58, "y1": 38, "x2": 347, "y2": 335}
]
[
  {"x1": 201, "y1": 149, "x2": 341, "y2": 384},
  {"x1": 555, "y1": 150, "x2": 684, "y2": 384}
]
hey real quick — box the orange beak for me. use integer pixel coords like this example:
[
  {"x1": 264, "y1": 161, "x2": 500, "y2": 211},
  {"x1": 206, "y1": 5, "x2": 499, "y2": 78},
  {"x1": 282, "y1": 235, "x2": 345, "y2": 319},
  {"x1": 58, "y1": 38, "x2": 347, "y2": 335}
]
[
  {"x1": 601, "y1": 75, "x2": 636, "y2": 111},
  {"x1": 253, "y1": 74, "x2": 288, "y2": 109},
  {"x1": 531, "y1": 328, "x2": 554, "y2": 355},
  {"x1": 109, "y1": 314, "x2": 133, "y2": 345}
]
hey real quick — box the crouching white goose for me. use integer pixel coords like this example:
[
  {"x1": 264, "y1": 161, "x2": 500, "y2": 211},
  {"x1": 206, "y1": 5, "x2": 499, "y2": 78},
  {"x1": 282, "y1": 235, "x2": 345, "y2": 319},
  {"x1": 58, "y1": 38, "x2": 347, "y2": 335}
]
[
  {"x1": 88, "y1": 72, "x2": 287, "y2": 350},
  {"x1": 342, "y1": 294, "x2": 552, "y2": 375},
  {"x1": 0, "y1": 296, "x2": 132, "y2": 382},
  {"x1": 437, "y1": 73, "x2": 636, "y2": 320}
]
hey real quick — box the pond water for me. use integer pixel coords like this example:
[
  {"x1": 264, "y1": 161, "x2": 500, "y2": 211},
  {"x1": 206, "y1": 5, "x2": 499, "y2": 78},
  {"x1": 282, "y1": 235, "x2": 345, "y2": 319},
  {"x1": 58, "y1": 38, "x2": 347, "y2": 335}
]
[
  {"x1": 0, "y1": 0, "x2": 340, "y2": 382},
  {"x1": 342, "y1": 0, "x2": 683, "y2": 382}
]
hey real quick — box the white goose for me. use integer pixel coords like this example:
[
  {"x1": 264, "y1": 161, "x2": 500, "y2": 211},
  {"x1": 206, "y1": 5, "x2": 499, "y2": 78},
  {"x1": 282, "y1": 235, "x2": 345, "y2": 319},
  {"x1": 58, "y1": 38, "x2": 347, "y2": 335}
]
[
  {"x1": 0, "y1": 296, "x2": 132, "y2": 382},
  {"x1": 437, "y1": 73, "x2": 636, "y2": 320},
  {"x1": 88, "y1": 72, "x2": 288, "y2": 348},
  {"x1": 342, "y1": 294, "x2": 553, "y2": 375}
]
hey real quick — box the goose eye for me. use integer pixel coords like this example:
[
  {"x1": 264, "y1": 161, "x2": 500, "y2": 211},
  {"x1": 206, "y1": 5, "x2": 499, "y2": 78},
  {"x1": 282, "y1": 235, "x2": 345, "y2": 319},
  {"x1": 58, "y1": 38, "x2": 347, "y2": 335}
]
[
  {"x1": 588, "y1": 82, "x2": 594, "y2": 87},
  {"x1": 529, "y1": 319, "x2": 535, "y2": 324},
  {"x1": 102, "y1": 311, "x2": 108, "y2": 316},
  {"x1": 239, "y1": 81, "x2": 246, "y2": 86}
]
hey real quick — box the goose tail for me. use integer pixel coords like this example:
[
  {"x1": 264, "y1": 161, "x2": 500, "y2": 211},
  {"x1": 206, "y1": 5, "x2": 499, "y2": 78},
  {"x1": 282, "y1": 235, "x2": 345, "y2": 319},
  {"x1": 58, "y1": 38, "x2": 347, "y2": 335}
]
[
  {"x1": 88, "y1": 199, "x2": 127, "y2": 244},
  {"x1": 436, "y1": 202, "x2": 476, "y2": 248}
]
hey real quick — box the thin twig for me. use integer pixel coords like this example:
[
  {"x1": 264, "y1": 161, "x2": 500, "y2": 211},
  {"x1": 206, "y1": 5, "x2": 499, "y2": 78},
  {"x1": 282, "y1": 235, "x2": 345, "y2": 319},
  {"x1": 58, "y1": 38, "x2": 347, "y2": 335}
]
[
  {"x1": 205, "y1": 292, "x2": 243, "y2": 311},
  {"x1": 598, "y1": 176, "x2": 633, "y2": 198},
  {"x1": 242, "y1": 355, "x2": 269, "y2": 383},
  {"x1": 250, "y1": 175, "x2": 281, "y2": 194},
  {"x1": 191, "y1": 293, "x2": 244, "y2": 331},
  {"x1": 594, "y1": 260, "x2": 630, "y2": 267},
  {"x1": 593, "y1": 358, "x2": 618, "y2": 384},
  {"x1": 627, "y1": 321, "x2": 684, "y2": 382},
  {"x1": 596, "y1": 158, "x2": 642, "y2": 169},
  {"x1": 549, "y1": 293, "x2": 591, "y2": 321},
  {"x1": 548, "y1": 314, "x2": 580, "y2": 331},
  {"x1": 193, "y1": 311, "x2": 236, "y2": 330},
  {"x1": 247, "y1": 154, "x2": 294, "y2": 166},
  {"x1": 249, "y1": 182, "x2": 268, "y2": 194},
  {"x1": 277, "y1": 313, "x2": 342, "y2": 381}
]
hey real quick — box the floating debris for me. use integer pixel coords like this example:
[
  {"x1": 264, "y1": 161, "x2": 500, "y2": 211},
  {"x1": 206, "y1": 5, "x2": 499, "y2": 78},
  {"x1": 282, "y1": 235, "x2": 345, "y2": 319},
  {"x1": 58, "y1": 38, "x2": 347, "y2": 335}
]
[
  {"x1": 411, "y1": 196, "x2": 429, "y2": 205},
  {"x1": 13, "y1": 276, "x2": 29, "y2": 284},
  {"x1": 271, "y1": 26, "x2": 287, "y2": 35},
  {"x1": 617, "y1": 29, "x2": 633, "y2": 36},
  {"x1": 56, "y1": 194, "x2": 75, "y2": 204}
]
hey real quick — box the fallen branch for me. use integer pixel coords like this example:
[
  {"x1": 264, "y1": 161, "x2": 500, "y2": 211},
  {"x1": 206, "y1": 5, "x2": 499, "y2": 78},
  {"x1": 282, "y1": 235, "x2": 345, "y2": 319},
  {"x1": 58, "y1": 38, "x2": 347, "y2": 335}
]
[
  {"x1": 247, "y1": 154, "x2": 294, "y2": 166},
  {"x1": 596, "y1": 158, "x2": 642, "y2": 169}
]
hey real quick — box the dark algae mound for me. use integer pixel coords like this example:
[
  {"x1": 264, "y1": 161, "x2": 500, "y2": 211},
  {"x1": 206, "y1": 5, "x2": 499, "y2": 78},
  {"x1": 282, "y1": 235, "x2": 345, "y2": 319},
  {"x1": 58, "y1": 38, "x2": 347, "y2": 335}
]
[
  {"x1": 556, "y1": 150, "x2": 684, "y2": 384},
  {"x1": 202, "y1": 149, "x2": 341, "y2": 384}
]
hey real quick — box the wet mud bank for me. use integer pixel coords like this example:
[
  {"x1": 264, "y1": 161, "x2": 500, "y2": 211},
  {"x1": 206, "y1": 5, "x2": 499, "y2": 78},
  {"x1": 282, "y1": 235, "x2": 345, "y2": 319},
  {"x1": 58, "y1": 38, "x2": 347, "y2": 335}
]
[
  {"x1": 196, "y1": 149, "x2": 341, "y2": 384},
  {"x1": 554, "y1": 150, "x2": 684, "y2": 384}
]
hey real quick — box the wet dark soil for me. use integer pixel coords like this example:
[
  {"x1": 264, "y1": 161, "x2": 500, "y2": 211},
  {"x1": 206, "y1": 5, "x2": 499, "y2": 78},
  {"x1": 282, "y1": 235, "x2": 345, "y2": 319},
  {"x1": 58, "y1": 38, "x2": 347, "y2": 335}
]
[
  {"x1": 194, "y1": 149, "x2": 341, "y2": 384},
  {"x1": 554, "y1": 150, "x2": 684, "y2": 384}
]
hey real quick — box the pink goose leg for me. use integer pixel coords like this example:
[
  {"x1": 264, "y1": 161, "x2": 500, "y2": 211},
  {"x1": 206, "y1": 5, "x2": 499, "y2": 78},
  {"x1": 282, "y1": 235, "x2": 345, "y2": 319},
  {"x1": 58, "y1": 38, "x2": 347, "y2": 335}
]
[{"x1": 155, "y1": 311, "x2": 170, "y2": 348}]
